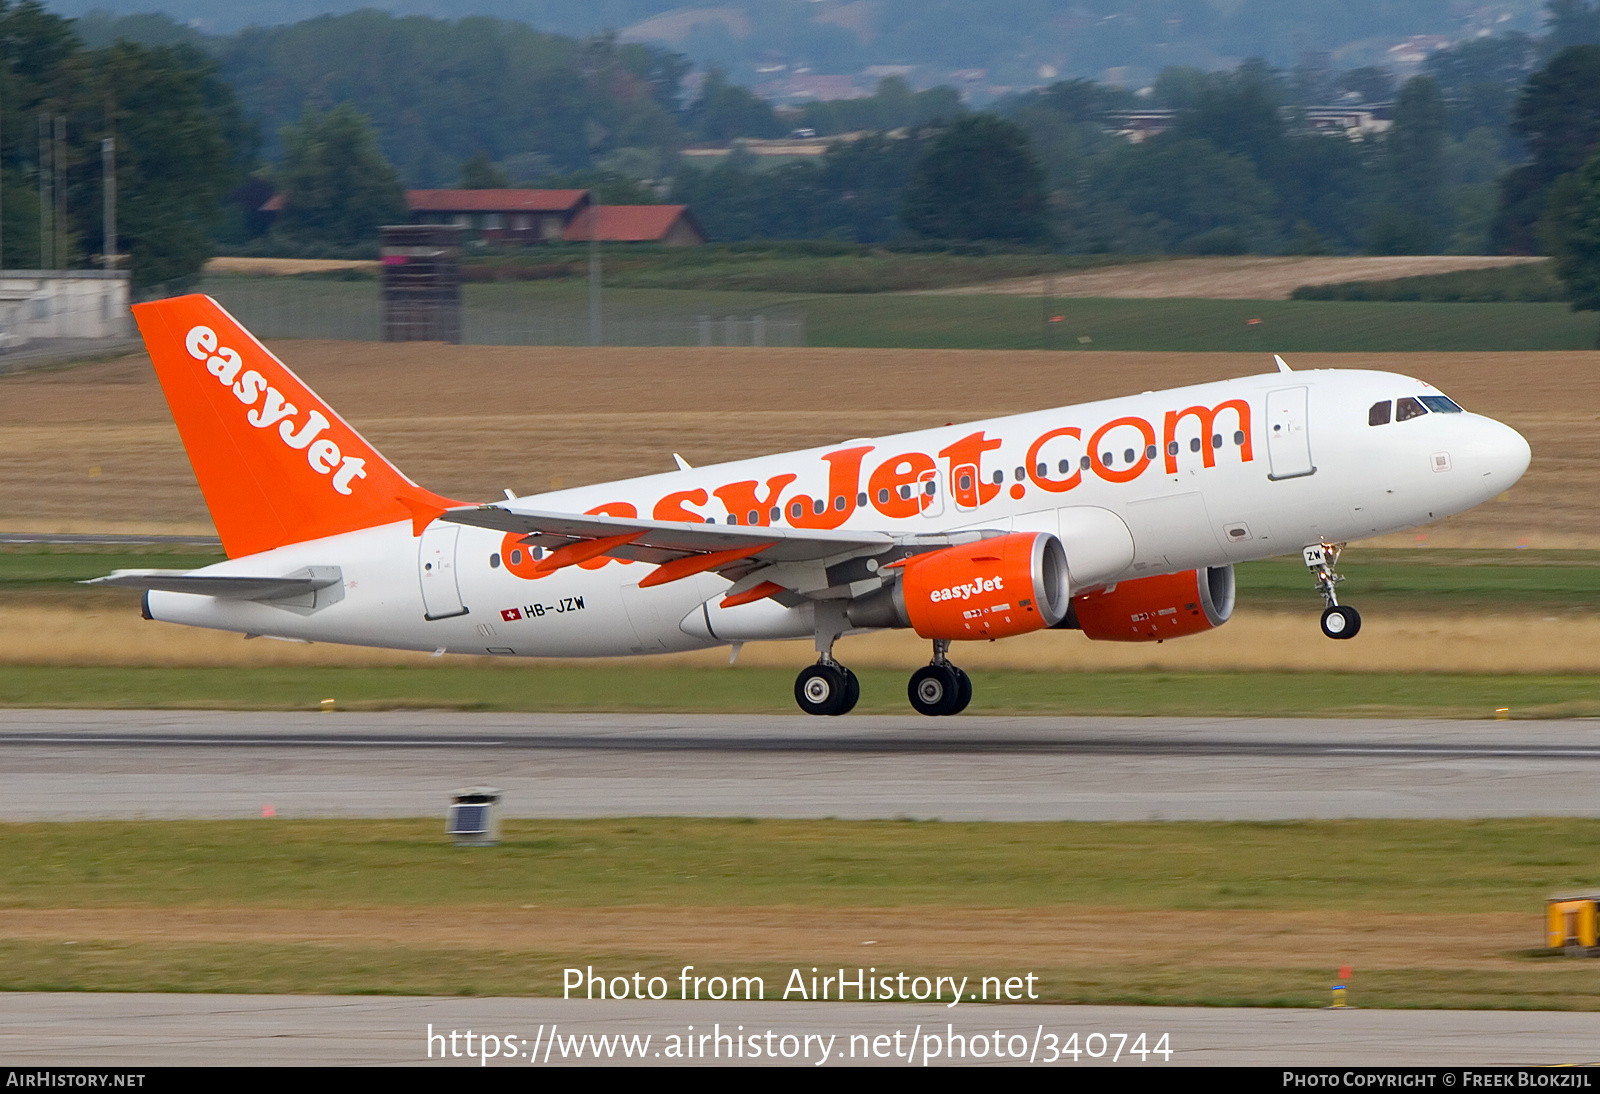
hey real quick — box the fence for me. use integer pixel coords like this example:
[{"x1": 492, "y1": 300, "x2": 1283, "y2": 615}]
[{"x1": 201, "y1": 277, "x2": 805, "y2": 347}]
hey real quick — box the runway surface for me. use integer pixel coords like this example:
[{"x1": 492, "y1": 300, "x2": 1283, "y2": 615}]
[
  {"x1": 4, "y1": 710, "x2": 1600, "y2": 821},
  {"x1": 5, "y1": 993, "x2": 1599, "y2": 1066}
]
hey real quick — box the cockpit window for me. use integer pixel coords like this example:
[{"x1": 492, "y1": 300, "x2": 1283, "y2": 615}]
[
  {"x1": 1369, "y1": 400, "x2": 1391, "y2": 426},
  {"x1": 1419, "y1": 395, "x2": 1463, "y2": 413},
  {"x1": 1396, "y1": 397, "x2": 1428, "y2": 421}
]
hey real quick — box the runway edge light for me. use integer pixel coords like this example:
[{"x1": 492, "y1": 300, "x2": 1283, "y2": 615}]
[{"x1": 448, "y1": 786, "x2": 502, "y2": 847}]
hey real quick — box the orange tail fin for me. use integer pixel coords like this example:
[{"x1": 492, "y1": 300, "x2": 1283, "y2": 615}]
[{"x1": 133, "y1": 294, "x2": 462, "y2": 558}]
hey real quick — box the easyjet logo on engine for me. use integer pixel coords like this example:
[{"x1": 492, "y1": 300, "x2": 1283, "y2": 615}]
[
  {"x1": 185, "y1": 325, "x2": 368, "y2": 495},
  {"x1": 931, "y1": 576, "x2": 1004, "y2": 602}
]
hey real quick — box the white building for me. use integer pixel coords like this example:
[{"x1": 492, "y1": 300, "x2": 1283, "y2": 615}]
[{"x1": 0, "y1": 271, "x2": 132, "y2": 348}]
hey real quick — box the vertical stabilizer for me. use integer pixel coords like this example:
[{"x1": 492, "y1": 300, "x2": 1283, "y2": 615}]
[{"x1": 133, "y1": 294, "x2": 461, "y2": 558}]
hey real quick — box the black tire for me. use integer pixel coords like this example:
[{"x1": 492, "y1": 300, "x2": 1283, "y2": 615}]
[
  {"x1": 1320, "y1": 605, "x2": 1361, "y2": 640},
  {"x1": 909, "y1": 664, "x2": 961, "y2": 717},
  {"x1": 949, "y1": 666, "x2": 972, "y2": 715},
  {"x1": 840, "y1": 666, "x2": 860, "y2": 715},
  {"x1": 795, "y1": 663, "x2": 852, "y2": 716}
]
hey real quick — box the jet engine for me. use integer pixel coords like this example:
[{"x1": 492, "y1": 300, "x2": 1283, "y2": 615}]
[
  {"x1": 1063, "y1": 565, "x2": 1235, "y2": 642},
  {"x1": 849, "y1": 532, "x2": 1070, "y2": 640}
]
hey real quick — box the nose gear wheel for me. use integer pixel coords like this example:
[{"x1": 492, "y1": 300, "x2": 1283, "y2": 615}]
[{"x1": 1304, "y1": 542, "x2": 1360, "y2": 641}]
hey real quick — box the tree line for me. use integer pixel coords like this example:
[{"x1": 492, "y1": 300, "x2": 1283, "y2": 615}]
[{"x1": 29, "y1": 0, "x2": 1600, "y2": 301}]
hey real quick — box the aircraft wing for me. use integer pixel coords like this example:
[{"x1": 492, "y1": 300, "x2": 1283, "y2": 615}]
[
  {"x1": 84, "y1": 567, "x2": 343, "y2": 601},
  {"x1": 442, "y1": 504, "x2": 894, "y2": 564},
  {"x1": 442, "y1": 503, "x2": 989, "y2": 600}
]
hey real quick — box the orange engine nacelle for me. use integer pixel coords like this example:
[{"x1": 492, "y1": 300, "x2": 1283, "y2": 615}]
[
  {"x1": 1068, "y1": 565, "x2": 1235, "y2": 642},
  {"x1": 897, "y1": 532, "x2": 1070, "y2": 640}
]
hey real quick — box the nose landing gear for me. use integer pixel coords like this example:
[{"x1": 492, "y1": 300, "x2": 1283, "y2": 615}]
[
  {"x1": 909, "y1": 639, "x2": 972, "y2": 716},
  {"x1": 1304, "y1": 542, "x2": 1361, "y2": 640}
]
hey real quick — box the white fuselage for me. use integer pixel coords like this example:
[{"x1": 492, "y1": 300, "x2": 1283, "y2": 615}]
[{"x1": 146, "y1": 368, "x2": 1531, "y2": 656}]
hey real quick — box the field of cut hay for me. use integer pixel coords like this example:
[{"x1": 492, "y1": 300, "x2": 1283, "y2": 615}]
[
  {"x1": 933, "y1": 255, "x2": 1549, "y2": 300},
  {"x1": 0, "y1": 342, "x2": 1588, "y2": 546}
]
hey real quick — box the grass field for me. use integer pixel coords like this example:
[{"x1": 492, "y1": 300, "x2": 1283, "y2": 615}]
[
  {"x1": 486, "y1": 244, "x2": 1149, "y2": 294},
  {"x1": 3, "y1": 665, "x2": 1599, "y2": 717},
  {"x1": 1291, "y1": 262, "x2": 1566, "y2": 304},
  {"x1": 199, "y1": 275, "x2": 1600, "y2": 352},
  {"x1": 1, "y1": 817, "x2": 1595, "y2": 1007}
]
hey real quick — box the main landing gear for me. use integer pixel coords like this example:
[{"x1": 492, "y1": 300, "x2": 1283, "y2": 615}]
[
  {"x1": 792, "y1": 607, "x2": 971, "y2": 716},
  {"x1": 794, "y1": 661, "x2": 860, "y2": 717},
  {"x1": 908, "y1": 639, "x2": 971, "y2": 717},
  {"x1": 794, "y1": 602, "x2": 860, "y2": 716},
  {"x1": 1304, "y1": 542, "x2": 1361, "y2": 640}
]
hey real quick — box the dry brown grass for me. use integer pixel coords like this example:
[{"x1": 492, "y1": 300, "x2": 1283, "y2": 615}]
[
  {"x1": 0, "y1": 342, "x2": 1589, "y2": 547},
  {"x1": 204, "y1": 257, "x2": 379, "y2": 277},
  {"x1": 932, "y1": 255, "x2": 1548, "y2": 300},
  {"x1": 5, "y1": 602, "x2": 1598, "y2": 673},
  {"x1": 0, "y1": 905, "x2": 1537, "y2": 972}
]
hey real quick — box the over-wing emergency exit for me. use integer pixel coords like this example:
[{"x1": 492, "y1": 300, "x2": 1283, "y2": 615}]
[{"x1": 90, "y1": 295, "x2": 1531, "y2": 715}]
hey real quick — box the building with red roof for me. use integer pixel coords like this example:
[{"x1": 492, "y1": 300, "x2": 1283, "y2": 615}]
[
  {"x1": 259, "y1": 188, "x2": 703, "y2": 246},
  {"x1": 562, "y1": 204, "x2": 704, "y2": 246},
  {"x1": 406, "y1": 189, "x2": 592, "y2": 243}
]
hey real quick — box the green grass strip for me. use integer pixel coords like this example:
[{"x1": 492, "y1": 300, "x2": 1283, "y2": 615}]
[
  {"x1": 3, "y1": 944, "x2": 1594, "y2": 1009},
  {"x1": 1, "y1": 664, "x2": 1597, "y2": 717},
  {"x1": 200, "y1": 276, "x2": 1600, "y2": 351},
  {"x1": 2, "y1": 817, "x2": 1595, "y2": 912},
  {"x1": 5, "y1": 819, "x2": 1598, "y2": 1005}
]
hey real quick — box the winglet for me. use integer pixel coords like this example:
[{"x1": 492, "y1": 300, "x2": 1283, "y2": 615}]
[{"x1": 1275, "y1": 354, "x2": 1292, "y2": 374}]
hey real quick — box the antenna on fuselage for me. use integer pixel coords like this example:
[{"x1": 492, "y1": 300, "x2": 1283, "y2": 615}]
[
  {"x1": 673, "y1": 453, "x2": 693, "y2": 471},
  {"x1": 1274, "y1": 354, "x2": 1292, "y2": 373}
]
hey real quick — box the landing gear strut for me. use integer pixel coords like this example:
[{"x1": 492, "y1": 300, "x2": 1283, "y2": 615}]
[
  {"x1": 795, "y1": 602, "x2": 859, "y2": 716},
  {"x1": 1304, "y1": 542, "x2": 1360, "y2": 640},
  {"x1": 908, "y1": 639, "x2": 972, "y2": 717}
]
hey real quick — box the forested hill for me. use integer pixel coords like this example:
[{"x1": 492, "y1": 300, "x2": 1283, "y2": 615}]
[
  {"x1": 208, "y1": 14, "x2": 689, "y2": 185},
  {"x1": 56, "y1": 0, "x2": 1545, "y2": 91}
]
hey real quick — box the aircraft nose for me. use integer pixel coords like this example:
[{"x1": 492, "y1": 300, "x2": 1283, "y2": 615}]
[{"x1": 1472, "y1": 416, "x2": 1531, "y2": 496}]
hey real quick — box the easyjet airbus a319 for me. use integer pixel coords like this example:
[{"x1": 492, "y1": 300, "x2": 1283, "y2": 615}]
[{"x1": 92, "y1": 295, "x2": 1531, "y2": 716}]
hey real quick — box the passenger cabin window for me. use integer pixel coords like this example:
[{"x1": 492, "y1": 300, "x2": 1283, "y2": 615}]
[
  {"x1": 1419, "y1": 395, "x2": 1463, "y2": 413},
  {"x1": 1369, "y1": 401, "x2": 1391, "y2": 426},
  {"x1": 1396, "y1": 397, "x2": 1428, "y2": 421}
]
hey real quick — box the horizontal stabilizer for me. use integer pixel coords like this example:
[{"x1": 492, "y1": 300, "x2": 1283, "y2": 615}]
[{"x1": 85, "y1": 566, "x2": 343, "y2": 602}]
